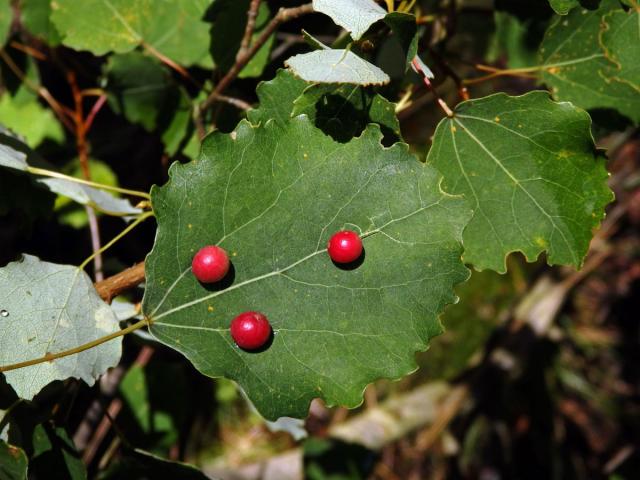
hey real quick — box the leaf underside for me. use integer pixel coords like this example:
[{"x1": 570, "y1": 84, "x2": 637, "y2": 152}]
[
  {"x1": 143, "y1": 116, "x2": 471, "y2": 419},
  {"x1": 0, "y1": 255, "x2": 122, "y2": 399}
]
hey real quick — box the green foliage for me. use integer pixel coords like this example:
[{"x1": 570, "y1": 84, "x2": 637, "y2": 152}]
[
  {"x1": 539, "y1": 0, "x2": 640, "y2": 123},
  {"x1": 50, "y1": 0, "x2": 211, "y2": 65},
  {"x1": 428, "y1": 91, "x2": 612, "y2": 272},
  {"x1": 0, "y1": 255, "x2": 122, "y2": 399},
  {"x1": 0, "y1": 95, "x2": 64, "y2": 147},
  {"x1": 20, "y1": 0, "x2": 61, "y2": 45},
  {"x1": 0, "y1": 0, "x2": 12, "y2": 45},
  {"x1": 600, "y1": 8, "x2": 640, "y2": 92},
  {"x1": 143, "y1": 118, "x2": 470, "y2": 419},
  {"x1": 0, "y1": 441, "x2": 27, "y2": 480},
  {"x1": 312, "y1": 0, "x2": 386, "y2": 40}
]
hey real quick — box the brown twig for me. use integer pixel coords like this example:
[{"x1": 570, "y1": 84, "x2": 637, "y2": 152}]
[
  {"x1": 200, "y1": 3, "x2": 314, "y2": 113},
  {"x1": 142, "y1": 42, "x2": 202, "y2": 90},
  {"x1": 238, "y1": 0, "x2": 262, "y2": 61},
  {"x1": 94, "y1": 262, "x2": 146, "y2": 303}
]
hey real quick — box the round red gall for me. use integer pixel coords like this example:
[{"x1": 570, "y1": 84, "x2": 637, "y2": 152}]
[
  {"x1": 327, "y1": 230, "x2": 363, "y2": 264},
  {"x1": 230, "y1": 311, "x2": 272, "y2": 350},
  {"x1": 192, "y1": 245, "x2": 230, "y2": 283}
]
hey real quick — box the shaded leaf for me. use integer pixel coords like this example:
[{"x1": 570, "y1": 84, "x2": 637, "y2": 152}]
[
  {"x1": 20, "y1": 0, "x2": 62, "y2": 44},
  {"x1": 28, "y1": 424, "x2": 86, "y2": 480},
  {"x1": 427, "y1": 91, "x2": 612, "y2": 272},
  {"x1": 539, "y1": 0, "x2": 640, "y2": 123},
  {"x1": 384, "y1": 12, "x2": 418, "y2": 69},
  {"x1": 0, "y1": 255, "x2": 122, "y2": 399},
  {"x1": 313, "y1": 0, "x2": 386, "y2": 40},
  {"x1": 104, "y1": 52, "x2": 181, "y2": 132},
  {"x1": 0, "y1": 441, "x2": 27, "y2": 480},
  {"x1": 50, "y1": 0, "x2": 211, "y2": 66},
  {"x1": 286, "y1": 49, "x2": 390, "y2": 85},
  {"x1": 98, "y1": 449, "x2": 211, "y2": 480},
  {"x1": 142, "y1": 117, "x2": 471, "y2": 419},
  {"x1": 291, "y1": 83, "x2": 400, "y2": 143},
  {"x1": 0, "y1": 137, "x2": 142, "y2": 216}
]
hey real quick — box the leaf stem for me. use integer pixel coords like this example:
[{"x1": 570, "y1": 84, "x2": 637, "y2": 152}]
[
  {"x1": 411, "y1": 57, "x2": 454, "y2": 118},
  {"x1": 79, "y1": 212, "x2": 154, "y2": 271},
  {"x1": 26, "y1": 166, "x2": 151, "y2": 199},
  {"x1": 0, "y1": 319, "x2": 151, "y2": 373}
]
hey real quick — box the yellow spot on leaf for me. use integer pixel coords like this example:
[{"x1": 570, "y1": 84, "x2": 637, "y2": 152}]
[
  {"x1": 451, "y1": 126, "x2": 457, "y2": 133},
  {"x1": 188, "y1": 224, "x2": 192, "y2": 229},
  {"x1": 534, "y1": 237, "x2": 547, "y2": 247},
  {"x1": 494, "y1": 116, "x2": 500, "y2": 122},
  {"x1": 208, "y1": 305, "x2": 214, "y2": 312}
]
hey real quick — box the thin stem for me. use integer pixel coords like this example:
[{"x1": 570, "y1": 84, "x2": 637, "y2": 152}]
[
  {"x1": 411, "y1": 57, "x2": 454, "y2": 118},
  {"x1": 79, "y1": 212, "x2": 153, "y2": 271},
  {"x1": 9, "y1": 41, "x2": 47, "y2": 61},
  {"x1": 0, "y1": 319, "x2": 151, "y2": 373},
  {"x1": 85, "y1": 95, "x2": 107, "y2": 133},
  {"x1": 143, "y1": 42, "x2": 202, "y2": 90},
  {"x1": 200, "y1": 3, "x2": 314, "y2": 113},
  {"x1": 27, "y1": 166, "x2": 151, "y2": 199},
  {"x1": 238, "y1": 0, "x2": 262, "y2": 61}
]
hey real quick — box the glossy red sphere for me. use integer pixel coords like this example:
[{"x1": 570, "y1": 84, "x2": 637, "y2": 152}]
[
  {"x1": 192, "y1": 245, "x2": 230, "y2": 283},
  {"x1": 327, "y1": 230, "x2": 363, "y2": 264},
  {"x1": 230, "y1": 311, "x2": 272, "y2": 350}
]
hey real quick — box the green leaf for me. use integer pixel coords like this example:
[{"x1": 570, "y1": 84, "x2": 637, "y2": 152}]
[
  {"x1": 247, "y1": 70, "x2": 310, "y2": 126},
  {"x1": 50, "y1": 0, "x2": 211, "y2": 66},
  {"x1": 539, "y1": 0, "x2": 640, "y2": 123},
  {"x1": 427, "y1": 91, "x2": 612, "y2": 273},
  {"x1": 142, "y1": 117, "x2": 471, "y2": 419},
  {"x1": 20, "y1": 0, "x2": 62, "y2": 45},
  {"x1": 548, "y1": 0, "x2": 578, "y2": 14},
  {"x1": 313, "y1": 0, "x2": 387, "y2": 40},
  {"x1": 291, "y1": 83, "x2": 400, "y2": 143},
  {"x1": 286, "y1": 49, "x2": 390, "y2": 85},
  {"x1": 104, "y1": 52, "x2": 182, "y2": 132},
  {"x1": 489, "y1": 10, "x2": 549, "y2": 69},
  {"x1": 0, "y1": 255, "x2": 122, "y2": 399},
  {"x1": 0, "y1": 441, "x2": 27, "y2": 480},
  {"x1": 0, "y1": 0, "x2": 12, "y2": 45},
  {"x1": 600, "y1": 8, "x2": 640, "y2": 92},
  {"x1": 0, "y1": 95, "x2": 64, "y2": 147}
]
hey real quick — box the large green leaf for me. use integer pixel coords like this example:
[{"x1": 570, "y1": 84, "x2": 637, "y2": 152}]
[
  {"x1": 50, "y1": 0, "x2": 211, "y2": 66},
  {"x1": 600, "y1": 8, "x2": 640, "y2": 92},
  {"x1": 0, "y1": 255, "x2": 122, "y2": 399},
  {"x1": 247, "y1": 70, "x2": 310, "y2": 126},
  {"x1": 0, "y1": 441, "x2": 27, "y2": 480},
  {"x1": 427, "y1": 91, "x2": 612, "y2": 273},
  {"x1": 539, "y1": 0, "x2": 640, "y2": 123},
  {"x1": 142, "y1": 117, "x2": 471, "y2": 419},
  {"x1": 98, "y1": 449, "x2": 210, "y2": 480}
]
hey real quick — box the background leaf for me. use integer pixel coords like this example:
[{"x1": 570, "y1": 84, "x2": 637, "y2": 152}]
[
  {"x1": 539, "y1": 0, "x2": 640, "y2": 123},
  {"x1": 0, "y1": 95, "x2": 64, "y2": 147},
  {"x1": 20, "y1": 0, "x2": 62, "y2": 45},
  {"x1": 51, "y1": 0, "x2": 211, "y2": 65},
  {"x1": 548, "y1": 0, "x2": 579, "y2": 14},
  {"x1": 0, "y1": 441, "x2": 27, "y2": 480},
  {"x1": 0, "y1": 255, "x2": 122, "y2": 399},
  {"x1": 143, "y1": 118, "x2": 471, "y2": 419},
  {"x1": 600, "y1": 8, "x2": 640, "y2": 92},
  {"x1": 427, "y1": 91, "x2": 612, "y2": 272}
]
